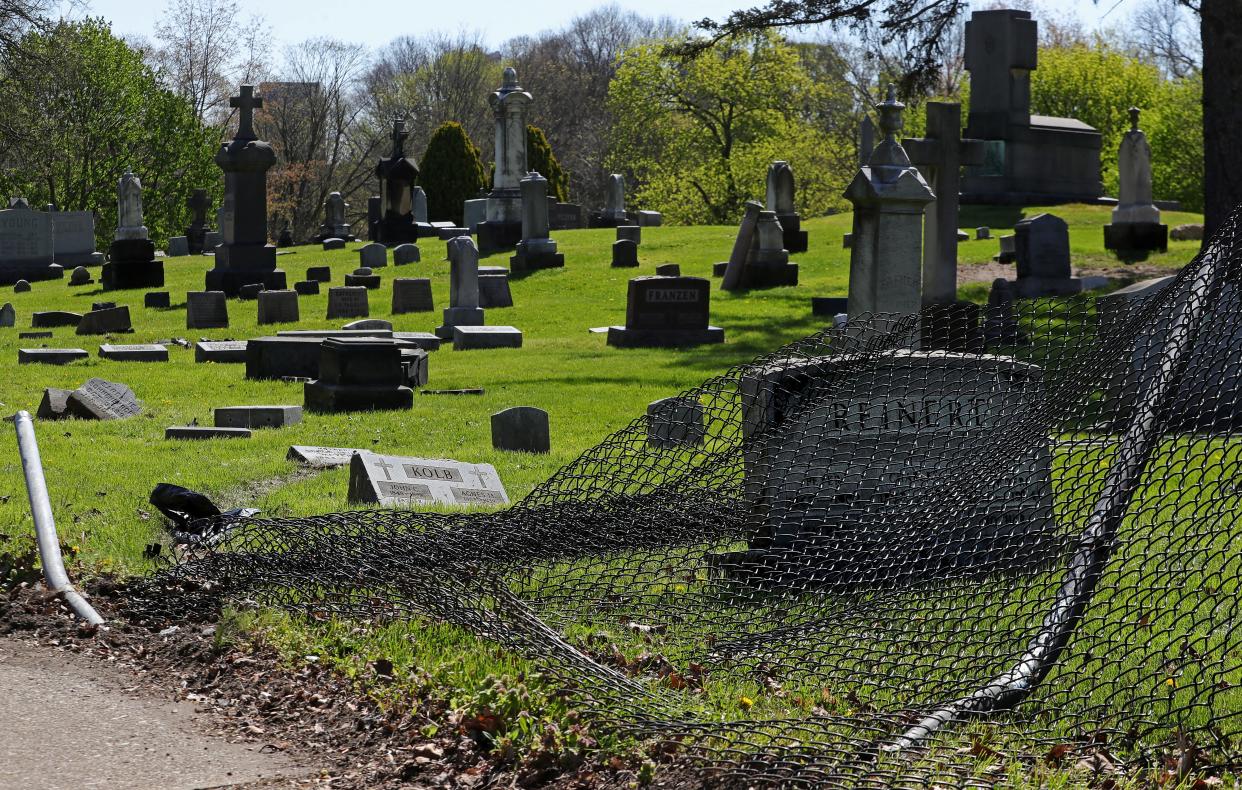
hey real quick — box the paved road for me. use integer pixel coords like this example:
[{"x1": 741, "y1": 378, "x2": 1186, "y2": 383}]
[{"x1": 0, "y1": 638, "x2": 303, "y2": 789}]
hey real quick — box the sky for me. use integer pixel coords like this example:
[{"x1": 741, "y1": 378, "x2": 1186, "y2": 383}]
[{"x1": 70, "y1": 0, "x2": 1136, "y2": 54}]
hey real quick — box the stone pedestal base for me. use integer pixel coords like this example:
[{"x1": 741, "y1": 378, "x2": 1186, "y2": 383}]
[
  {"x1": 206, "y1": 267, "x2": 287, "y2": 296},
  {"x1": 103, "y1": 239, "x2": 163, "y2": 290},
  {"x1": 1104, "y1": 222, "x2": 1168, "y2": 254},
  {"x1": 453, "y1": 325, "x2": 523, "y2": 350},
  {"x1": 777, "y1": 213, "x2": 808, "y2": 253},
  {"x1": 737, "y1": 262, "x2": 798, "y2": 289},
  {"x1": 435, "y1": 306, "x2": 485, "y2": 340},
  {"x1": 509, "y1": 248, "x2": 564, "y2": 273},
  {"x1": 375, "y1": 218, "x2": 419, "y2": 246},
  {"x1": 476, "y1": 220, "x2": 522, "y2": 255},
  {"x1": 304, "y1": 381, "x2": 413, "y2": 413},
  {"x1": 606, "y1": 326, "x2": 725, "y2": 348}
]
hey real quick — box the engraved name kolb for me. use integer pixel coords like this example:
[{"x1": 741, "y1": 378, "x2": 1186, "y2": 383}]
[
  {"x1": 645, "y1": 288, "x2": 700, "y2": 304},
  {"x1": 827, "y1": 396, "x2": 993, "y2": 432},
  {"x1": 401, "y1": 463, "x2": 463, "y2": 483}
]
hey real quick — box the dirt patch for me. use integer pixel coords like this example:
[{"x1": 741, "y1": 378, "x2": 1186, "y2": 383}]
[{"x1": 959, "y1": 261, "x2": 1179, "y2": 287}]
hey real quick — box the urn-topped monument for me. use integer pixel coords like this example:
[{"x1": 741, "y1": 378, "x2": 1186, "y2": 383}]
[
  {"x1": 102, "y1": 171, "x2": 164, "y2": 290},
  {"x1": 373, "y1": 118, "x2": 420, "y2": 246},
  {"x1": 476, "y1": 67, "x2": 532, "y2": 255},
  {"x1": 205, "y1": 85, "x2": 285, "y2": 295}
]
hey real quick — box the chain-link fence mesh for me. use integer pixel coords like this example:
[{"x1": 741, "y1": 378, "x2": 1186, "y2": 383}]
[{"x1": 130, "y1": 211, "x2": 1242, "y2": 786}]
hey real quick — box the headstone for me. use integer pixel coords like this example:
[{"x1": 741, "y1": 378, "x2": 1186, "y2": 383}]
[
  {"x1": 326, "y1": 286, "x2": 369, "y2": 319},
  {"x1": 463, "y1": 199, "x2": 488, "y2": 233},
  {"x1": 49, "y1": 211, "x2": 104, "y2": 266},
  {"x1": 18, "y1": 348, "x2": 89, "y2": 364},
  {"x1": 294, "y1": 280, "x2": 319, "y2": 296},
  {"x1": 185, "y1": 189, "x2": 212, "y2": 254},
  {"x1": 411, "y1": 186, "x2": 428, "y2": 223},
  {"x1": 343, "y1": 318, "x2": 392, "y2": 331},
  {"x1": 13, "y1": 279, "x2": 30, "y2": 292},
  {"x1": 477, "y1": 68, "x2": 533, "y2": 254},
  {"x1": 76, "y1": 305, "x2": 132, "y2": 335},
  {"x1": 287, "y1": 445, "x2": 359, "y2": 468},
  {"x1": 166, "y1": 236, "x2": 190, "y2": 258},
  {"x1": 0, "y1": 203, "x2": 56, "y2": 284},
  {"x1": 549, "y1": 201, "x2": 586, "y2": 230},
  {"x1": 348, "y1": 451, "x2": 509, "y2": 507},
  {"x1": 215, "y1": 405, "x2": 302, "y2": 429},
  {"x1": 304, "y1": 337, "x2": 414, "y2": 412},
  {"x1": 607, "y1": 276, "x2": 725, "y2": 348},
  {"x1": 845, "y1": 85, "x2": 935, "y2": 326},
  {"x1": 994, "y1": 234, "x2": 1016, "y2": 263},
  {"x1": 393, "y1": 243, "x2": 420, "y2": 265},
  {"x1": 720, "y1": 202, "x2": 763, "y2": 291},
  {"x1": 238, "y1": 282, "x2": 265, "y2": 300},
  {"x1": 655, "y1": 263, "x2": 681, "y2": 277},
  {"x1": 478, "y1": 274, "x2": 513, "y2": 309},
  {"x1": 616, "y1": 225, "x2": 641, "y2": 244},
  {"x1": 646, "y1": 396, "x2": 705, "y2": 449},
  {"x1": 359, "y1": 242, "x2": 388, "y2": 269},
  {"x1": 903, "y1": 102, "x2": 987, "y2": 306},
  {"x1": 185, "y1": 291, "x2": 229, "y2": 329},
  {"x1": 1011, "y1": 213, "x2": 1080, "y2": 297},
  {"x1": 392, "y1": 331, "x2": 442, "y2": 352},
  {"x1": 103, "y1": 171, "x2": 164, "y2": 290},
  {"x1": 70, "y1": 266, "x2": 92, "y2": 286},
  {"x1": 982, "y1": 278, "x2": 1025, "y2": 346},
  {"x1": 859, "y1": 115, "x2": 876, "y2": 166},
  {"x1": 1104, "y1": 107, "x2": 1168, "y2": 255},
  {"x1": 1171, "y1": 224, "x2": 1203, "y2": 241},
  {"x1": 306, "y1": 266, "x2": 331, "y2": 282},
  {"x1": 612, "y1": 239, "x2": 639, "y2": 268},
  {"x1": 276, "y1": 224, "x2": 294, "y2": 247},
  {"x1": 976, "y1": 227, "x2": 991, "y2": 240},
  {"x1": 317, "y1": 191, "x2": 356, "y2": 241},
  {"x1": 491, "y1": 406, "x2": 549, "y2": 453},
  {"x1": 166, "y1": 426, "x2": 252, "y2": 440},
  {"x1": 322, "y1": 237, "x2": 345, "y2": 250},
  {"x1": 593, "y1": 173, "x2": 628, "y2": 227},
  {"x1": 765, "y1": 161, "x2": 809, "y2": 253},
  {"x1": 37, "y1": 388, "x2": 72, "y2": 420},
  {"x1": 961, "y1": 9, "x2": 1102, "y2": 204},
  {"x1": 392, "y1": 278, "x2": 434, "y2": 314},
  {"x1": 344, "y1": 270, "x2": 381, "y2": 288},
  {"x1": 510, "y1": 171, "x2": 564, "y2": 272},
  {"x1": 246, "y1": 335, "x2": 324, "y2": 379},
  {"x1": 374, "y1": 117, "x2": 421, "y2": 245},
  {"x1": 91, "y1": 301, "x2": 116, "y2": 311},
  {"x1": 66, "y1": 378, "x2": 142, "y2": 420},
  {"x1": 435, "y1": 237, "x2": 485, "y2": 339},
  {"x1": 635, "y1": 210, "x2": 662, "y2": 227},
  {"x1": 736, "y1": 209, "x2": 796, "y2": 289},
  {"x1": 205, "y1": 86, "x2": 287, "y2": 295},
  {"x1": 98, "y1": 343, "x2": 168, "y2": 361},
  {"x1": 453, "y1": 325, "x2": 522, "y2": 350},
  {"x1": 144, "y1": 291, "x2": 171, "y2": 309},
  {"x1": 257, "y1": 289, "x2": 300, "y2": 324},
  {"x1": 31, "y1": 311, "x2": 82, "y2": 328},
  {"x1": 0, "y1": 302, "x2": 12, "y2": 327},
  {"x1": 195, "y1": 340, "x2": 247, "y2": 363},
  {"x1": 18, "y1": 330, "x2": 51, "y2": 338},
  {"x1": 203, "y1": 230, "x2": 222, "y2": 250}
]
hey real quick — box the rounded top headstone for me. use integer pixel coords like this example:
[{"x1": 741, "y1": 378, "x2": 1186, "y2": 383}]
[
  {"x1": 13, "y1": 280, "x2": 30, "y2": 292},
  {"x1": 70, "y1": 266, "x2": 91, "y2": 284},
  {"x1": 354, "y1": 267, "x2": 372, "y2": 276}
]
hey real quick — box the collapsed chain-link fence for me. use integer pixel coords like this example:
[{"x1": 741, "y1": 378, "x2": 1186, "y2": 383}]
[{"x1": 131, "y1": 211, "x2": 1242, "y2": 786}]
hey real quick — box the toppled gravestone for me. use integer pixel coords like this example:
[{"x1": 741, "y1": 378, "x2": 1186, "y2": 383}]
[{"x1": 40, "y1": 377, "x2": 142, "y2": 420}]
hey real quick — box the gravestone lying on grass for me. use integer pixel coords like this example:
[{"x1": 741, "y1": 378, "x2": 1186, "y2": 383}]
[
  {"x1": 37, "y1": 377, "x2": 142, "y2": 420},
  {"x1": 348, "y1": 451, "x2": 509, "y2": 507}
]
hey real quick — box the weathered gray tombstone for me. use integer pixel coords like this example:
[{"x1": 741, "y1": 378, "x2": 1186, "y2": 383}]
[
  {"x1": 635, "y1": 209, "x2": 662, "y2": 226},
  {"x1": 66, "y1": 377, "x2": 142, "y2": 420},
  {"x1": 215, "y1": 405, "x2": 302, "y2": 429},
  {"x1": 0, "y1": 203, "x2": 56, "y2": 284},
  {"x1": 18, "y1": 348, "x2": 89, "y2": 364},
  {"x1": 393, "y1": 243, "x2": 420, "y2": 265},
  {"x1": 435, "y1": 236, "x2": 485, "y2": 339},
  {"x1": 344, "y1": 267, "x2": 381, "y2": 288},
  {"x1": 257, "y1": 289, "x2": 300, "y2": 324},
  {"x1": 607, "y1": 276, "x2": 724, "y2": 348},
  {"x1": 13, "y1": 279, "x2": 31, "y2": 292},
  {"x1": 738, "y1": 211, "x2": 797, "y2": 288},
  {"x1": 166, "y1": 426, "x2": 252, "y2": 440},
  {"x1": 317, "y1": 191, "x2": 355, "y2": 241},
  {"x1": 765, "y1": 161, "x2": 808, "y2": 253},
  {"x1": 38, "y1": 387, "x2": 73, "y2": 419},
  {"x1": 453, "y1": 325, "x2": 522, "y2": 350},
  {"x1": 322, "y1": 237, "x2": 346, "y2": 250},
  {"x1": 509, "y1": 171, "x2": 564, "y2": 272},
  {"x1": 203, "y1": 230, "x2": 223, "y2": 250},
  {"x1": 976, "y1": 227, "x2": 991, "y2": 240},
  {"x1": 724, "y1": 351, "x2": 1057, "y2": 581},
  {"x1": 845, "y1": 86, "x2": 935, "y2": 327},
  {"x1": 76, "y1": 305, "x2": 132, "y2": 335},
  {"x1": 491, "y1": 406, "x2": 550, "y2": 453},
  {"x1": 994, "y1": 234, "x2": 1017, "y2": 263},
  {"x1": 195, "y1": 340, "x2": 248, "y2": 363},
  {"x1": 205, "y1": 86, "x2": 286, "y2": 295},
  {"x1": 858, "y1": 115, "x2": 876, "y2": 166},
  {"x1": 0, "y1": 302, "x2": 13, "y2": 327},
  {"x1": 903, "y1": 102, "x2": 987, "y2": 306},
  {"x1": 476, "y1": 69, "x2": 532, "y2": 254},
  {"x1": 359, "y1": 242, "x2": 388, "y2": 269},
  {"x1": 594, "y1": 173, "x2": 628, "y2": 227},
  {"x1": 238, "y1": 282, "x2": 265, "y2": 300},
  {"x1": 616, "y1": 225, "x2": 641, "y2": 244},
  {"x1": 1012, "y1": 213, "x2": 1080, "y2": 297},
  {"x1": 655, "y1": 263, "x2": 681, "y2": 277},
  {"x1": 411, "y1": 186, "x2": 429, "y2": 223},
  {"x1": 343, "y1": 318, "x2": 392, "y2": 331},
  {"x1": 982, "y1": 277, "x2": 1025, "y2": 347},
  {"x1": 186, "y1": 291, "x2": 229, "y2": 329},
  {"x1": 50, "y1": 211, "x2": 104, "y2": 267},
  {"x1": 103, "y1": 171, "x2": 164, "y2": 290},
  {"x1": 166, "y1": 236, "x2": 190, "y2": 258},
  {"x1": 144, "y1": 291, "x2": 171, "y2": 308},
  {"x1": 612, "y1": 239, "x2": 639, "y2": 268},
  {"x1": 720, "y1": 202, "x2": 762, "y2": 291},
  {"x1": 304, "y1": 337, "x2": 414, "y2": 412},
  {"x1": 479, "y1": 274, "x2": 514, "y2": 309},
  {"x1": 98, "y1": 343, "x2": 168, "y2": 362},
  {"x1": 294, "y1": 280, "x2": 320, "y2": 296},
  {"x1": 70, "y1": 266, "x2": 92, "y2": 286},
  {"x1": 646, "y1": 396, "x2": 705, "y2": 449},
  {"x1": 392, "y1": 278, "x2": 434, "y2": 314},
  {"x1": 185, "y1": 189, "x2": 212, "y2": 253},
  {"x1": 246, "y1": 335, "x2": 325, "y2": 379},
  {"x1": 326, "y1": 286, "x2": 369, "y2": 319},
  {"x1": 287, "y1": 445, "x2": 359, "y2": 467},
  {"x1": 31, "y1": 311, "x2": 82, "y2": 328},
  {"x1": 463, "y1": 199, "x2": 488, "y2": 233},
  {"x1": 1104, "y1": 107, "x2": 1168, "y2": 255},
  {"x1": 306, "y1": 266, "x2": 331, "y2": 282},
  {"x1": 348, "y1": 451, "x2": 509, "y2": 507}
]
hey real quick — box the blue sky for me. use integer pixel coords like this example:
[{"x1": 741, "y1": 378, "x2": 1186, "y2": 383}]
[{"x1": 72, "y1": 0, "x2": 1131, "y2": 52}]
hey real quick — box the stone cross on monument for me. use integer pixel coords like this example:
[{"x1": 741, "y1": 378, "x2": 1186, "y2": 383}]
[
  {"x1": 390, "y1": 116, "x2": 408, "y2": 158},
  {"x1": 904, "y1": 102, "x2": 986, "y2": 306},
  {"x1": 231, "y1": 85, "x2": 262, "y2": 141}
]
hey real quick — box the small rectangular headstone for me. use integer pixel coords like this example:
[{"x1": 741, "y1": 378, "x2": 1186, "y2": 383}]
[
  {"x1": 18, "y1": 348, "x2": 89, "y2": 364},
  {"x1": 98, "y1": 343, "x2": 168, "y2": 362},
  {"x1": 347, "y1": 451, "x2": 509, "y2": 507},
  {"x1": 76, "y1": 306, "x2": 133, "y2": 335},
  {"x1": 306, "y1": 266, "x2": 331, "y2": 282},
  {"x1": 144, "y1": 291, "x2": 171, "y2": 309},
  {"x1": 491, "y1": 406, "x2": 550, "y2": 453},
  {"x1": 18, "y1": 331, "x2": 51, "y2": 339},
  {"x1": 166, "y1": 236, "x2": 190, "y2": 257},
  {"x1": 293, "y1": 280, "x2": 320, "y2": 296},
  {"x1": 256, "y1": 289, "x2": 300, "y2": 324},
  {"x1": 392, "y1": 278, "x2": 434, "y2": 314},
  {"x1": 391, "y1": 331, "x2": 441, "y2": 351},
  {"x1": 31, "y1": 311, "x2": 82, "y2": 328},
  {"x1": 358, "y1": 242, "x2": 388, "y2": 269},
  {"x1": 452, "y1": 325, "x2": 523, "y2": 350},
  {"x1": 166, "y1": 426, "x2": 252, "y2": 440},
  {"x1": 287, "y1": 445, "x2": 359, "y2": 468},
  {"x1": 186, "y1": 291, "x2": 229, "y2": 329},
  {"x1": 214, "y1": 405, "x2": 302, "y2": 429},
  {"x1": 194, "y1": 340, "x2": 248, "y2": 363},
  {"x1": 326, "y1": 286, "x2": 369, "y2": 319}
]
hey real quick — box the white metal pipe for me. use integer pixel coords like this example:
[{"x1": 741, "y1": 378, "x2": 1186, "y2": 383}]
[{"x1": 13, "y1": 410, "x2": 105, "y2": 626}]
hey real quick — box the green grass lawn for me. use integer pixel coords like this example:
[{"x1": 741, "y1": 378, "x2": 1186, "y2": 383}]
[{"x1": 0, "y1": 203, "x2": 1218, "y2": 786}]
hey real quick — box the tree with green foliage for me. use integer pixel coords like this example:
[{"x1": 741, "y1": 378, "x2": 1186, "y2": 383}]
[
  {"x1": 0, "y1": 18, "x2": 220, "y2": 247},
  {"x1": 417, "y1": 121, "x2": 487, "y2": 226},
  {"x1": 526, "y1": 125, "x2": 568, "y2": 202},
  {"x1": 608, "y1": 31, "x2": 851, "y2": 225}
]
